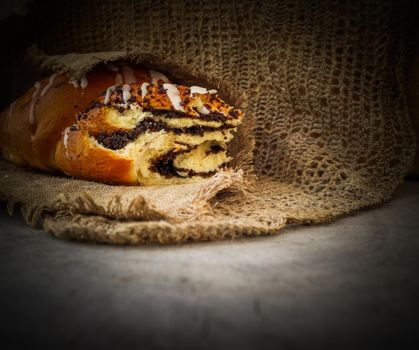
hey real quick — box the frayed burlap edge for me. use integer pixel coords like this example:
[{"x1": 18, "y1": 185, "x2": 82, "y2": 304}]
[
  {"x1": 1, "y1": 167, "x2": 249, "y2": 226},
  {"x1": 42, "y1": 212, "x2": 287, "y2": 245}
]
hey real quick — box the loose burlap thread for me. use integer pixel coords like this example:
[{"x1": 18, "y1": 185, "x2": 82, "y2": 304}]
[{"x1": 0, "y1": 0, "x2": 415, "y2": 244}]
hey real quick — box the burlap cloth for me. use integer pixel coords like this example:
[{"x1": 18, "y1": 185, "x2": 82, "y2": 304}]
[{"x1": 0, "y1": 0, "x2": 416, "y2": 244}]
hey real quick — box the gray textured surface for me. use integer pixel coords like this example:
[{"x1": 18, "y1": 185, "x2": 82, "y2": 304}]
[{"x1": 1, "y1": 181, "x2": 419, "y2": 349}]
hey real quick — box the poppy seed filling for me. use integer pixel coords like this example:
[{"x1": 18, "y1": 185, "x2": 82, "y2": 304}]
[{"x1": 95, "y1": 118, "x2": 234, "y2": 150}]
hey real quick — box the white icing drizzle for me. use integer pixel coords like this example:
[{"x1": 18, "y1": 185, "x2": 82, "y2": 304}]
[
  {"x1": 190, "y1": 86, "x2": 208, "y2": 94},
  {"x1": 121, "y1": 63, "x2": 137, "y2": 84},
  {"x1": 80, "y1": 75, "x2": 88, "y2": 89},
  {"x1": 29, "y1": 81, "x2": 41, "y2": 125},
  {"x1": 41, "y1": 73, "x2": 58, "y2": 97},
  {"x1": 163, "y1": 83, "x2": 185, "y2": 112},
  {"x1": 63, "y1": 127, "x2": 70, "y2": 149},
  {"x1": 69, "y1": 79, "x2": 79, "y2": 88},
  {"x1": 69, "y1": 75, "x2": 89, "y2": 89},
  {"x1": 122, "y1": 84, "x2": 132, "y2": 104},
  {"x1": 189, "y1": 86, "x2": 217, "y2": 95},
  {"x1": 141, "y1": 82, "x2": 150, "y2": 98},
  {"x1": 8, "y1": 101, "x2": 16, "y2": 120},
  {"x1": 104, "y1": 85, "x2": 116, "y2": 105},
  {"x1": 105, "y1": 62, "x2": 119, "y2": 72},
  {"x1": 201, "y1": 106, "x2": 210, "y2": 114},
  {"x1": 150, "y1": 70, "x2": 169, "y2": 84},
  {"x1": 115, "y1": 73, "x2": 123, "y2": 86}
]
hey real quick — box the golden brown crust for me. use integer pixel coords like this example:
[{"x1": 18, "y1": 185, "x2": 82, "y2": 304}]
[
  {"x1": 77, "y1": 107, "x2": 122, "y2": 134},
  {"x1": 55, "y1": 128, "x2": 137, "y2": 185},
  {"x1": 92, "y1": 83, "x2": 243, "y2": 120},
  {"x1": 0, "y1": 64, "x2": 151, "y2": 172}
]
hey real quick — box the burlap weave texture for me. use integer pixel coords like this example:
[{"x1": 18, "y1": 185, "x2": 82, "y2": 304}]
[{"x1": 0, "y1": 0, "x2": 415, "y2": 244}]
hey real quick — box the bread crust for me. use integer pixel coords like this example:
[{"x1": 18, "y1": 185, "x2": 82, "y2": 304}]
[
  {"x1": 55, "y1": 128, "x2": 137, "y2": 184},
  {"x1": 0, "y1": 65, "x2": 151, "y2": 172}
]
